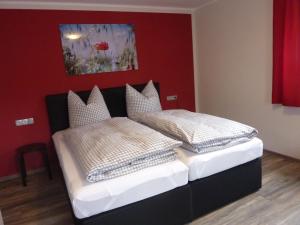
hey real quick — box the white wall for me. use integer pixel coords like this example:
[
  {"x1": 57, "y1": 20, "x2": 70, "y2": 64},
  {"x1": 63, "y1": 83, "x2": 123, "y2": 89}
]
[{"x1": 194, "y1": 0, "x2": 300, "y2": 159}]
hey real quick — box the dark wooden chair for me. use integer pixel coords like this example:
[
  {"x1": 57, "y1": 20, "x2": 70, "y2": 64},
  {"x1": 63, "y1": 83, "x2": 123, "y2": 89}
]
[{"x1": 16, "y1": 143, "x2": 52, "y2": 186}]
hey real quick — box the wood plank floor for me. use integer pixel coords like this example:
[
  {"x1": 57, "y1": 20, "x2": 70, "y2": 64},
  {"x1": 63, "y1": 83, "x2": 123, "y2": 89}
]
[{"x1": 0, "y1": 151, "x2": 300, "y2": 225}]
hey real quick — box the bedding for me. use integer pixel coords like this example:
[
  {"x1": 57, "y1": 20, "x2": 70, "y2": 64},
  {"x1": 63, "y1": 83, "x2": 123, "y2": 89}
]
[
  {"x1": 53, "y1": 131, "x2": 189, "y2": 219},
  {"x1": 68, "y1": 86, "x2": 111, "y2": 128},
  {"x1": 134, "y1": 109, "x2": 258, "y2": 154},
  {"x1": 62, "y1": 117, "x2": 182, "y2": 182},
  {"x1": 176, "y1": 137, "x2": 263, "y2": 181},
  {"x1": 126, "y1": 80, "x2": 162, "y2": 119}
]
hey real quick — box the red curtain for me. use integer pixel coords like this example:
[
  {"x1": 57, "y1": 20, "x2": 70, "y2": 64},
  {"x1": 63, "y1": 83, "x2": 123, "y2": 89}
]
[{"x1": 273, "y1": 0, "x2": 300, "y2": 106}]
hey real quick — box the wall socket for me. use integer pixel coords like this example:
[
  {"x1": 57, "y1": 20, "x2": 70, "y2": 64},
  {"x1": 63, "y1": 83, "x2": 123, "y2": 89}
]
[
  {"x1": 167, "y1": 95, "x2": 178, "y2": 101},
  {"x1": 15, "y1": 118, "x2": 34, "y2": 126}
]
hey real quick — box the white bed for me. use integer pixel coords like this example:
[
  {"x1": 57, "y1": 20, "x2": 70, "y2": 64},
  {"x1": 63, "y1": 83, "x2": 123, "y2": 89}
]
[
  {"x1": 52, "y1": 131, "x2": 189, "y2": 219},
  {"x1": 175, "y1": 137, "x2": 263, "y2": 181}
]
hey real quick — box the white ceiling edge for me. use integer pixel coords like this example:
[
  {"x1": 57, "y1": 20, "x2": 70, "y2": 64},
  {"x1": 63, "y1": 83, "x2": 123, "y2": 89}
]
[
  {"x1": 191, "y1": 0, "x2": 218, "y2": 12},
  {"x1": 0, "y1": 1, "x2": 193, "y2": 14}
]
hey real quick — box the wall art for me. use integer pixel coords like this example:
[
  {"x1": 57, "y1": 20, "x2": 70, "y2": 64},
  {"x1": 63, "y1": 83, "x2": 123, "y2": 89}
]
[{"x1": 59, "y1": 24, "x2": 138, "y2": 75}]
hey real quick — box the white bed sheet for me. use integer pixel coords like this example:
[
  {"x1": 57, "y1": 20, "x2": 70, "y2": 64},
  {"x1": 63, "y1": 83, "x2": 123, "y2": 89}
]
[
  {"x1": 53, "y1": 132, "x2": 189, "y2": 219},
  {"x1": 176, "y1": 137, "x2": 263, "y2": 181}
]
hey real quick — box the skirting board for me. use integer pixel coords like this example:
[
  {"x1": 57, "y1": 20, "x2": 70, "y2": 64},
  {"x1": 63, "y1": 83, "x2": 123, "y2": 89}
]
[
  {"x1": 0, "y1": 168, "x2": 45, "y2": 183},
  {"x1": 264, "y1": 149, "x2": 300, "y2": 161}
]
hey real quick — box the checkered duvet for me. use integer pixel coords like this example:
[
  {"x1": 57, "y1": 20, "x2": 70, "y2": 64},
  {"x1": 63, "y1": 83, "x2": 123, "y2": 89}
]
[
  {"x1": 134, "y1": 110, "x2": 258, "y2": 154},
  {"x1": 61, "y1": 117, "x2": 182, "y2": 182}
]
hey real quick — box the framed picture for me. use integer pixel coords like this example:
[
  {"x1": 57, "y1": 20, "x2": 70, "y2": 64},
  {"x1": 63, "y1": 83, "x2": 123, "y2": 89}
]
[{"x1": 59, "y1": 24, "x2": 139, "y2": 75}]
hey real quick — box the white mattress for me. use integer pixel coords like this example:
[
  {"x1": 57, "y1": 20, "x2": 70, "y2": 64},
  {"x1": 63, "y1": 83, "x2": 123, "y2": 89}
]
[
  {"x1": 176, "y1": 137, "x2": 263, "y2": 181},
  {"x1": 53, "y1": 132, "x2": 189, "y2": 219}
]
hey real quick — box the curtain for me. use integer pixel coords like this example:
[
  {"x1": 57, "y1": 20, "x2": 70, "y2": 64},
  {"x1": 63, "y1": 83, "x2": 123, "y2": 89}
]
[{"x1": 273, "y1": 0, "x2": 300, "y2": 106}]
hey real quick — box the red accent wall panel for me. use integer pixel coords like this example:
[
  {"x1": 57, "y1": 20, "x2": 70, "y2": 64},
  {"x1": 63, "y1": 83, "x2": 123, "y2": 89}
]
[{"x1": 0, "y1": 9, "x2": 194, "y2": 177}]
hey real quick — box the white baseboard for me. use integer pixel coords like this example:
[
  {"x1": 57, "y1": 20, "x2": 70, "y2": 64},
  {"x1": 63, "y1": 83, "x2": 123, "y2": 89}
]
[{"x1": 0, "y1": 168, "x2": 45, "y2": 183}]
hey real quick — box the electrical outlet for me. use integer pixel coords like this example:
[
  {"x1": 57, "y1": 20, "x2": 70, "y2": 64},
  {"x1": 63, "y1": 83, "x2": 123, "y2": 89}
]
[
  {"x1": 27, "y1": 118, "x2": 34, "y2": 125},
  {"x1": 15, "y1": 118, "x2": 34, "y2": 126},
  {"x1": 167, "y1": 95, "x2": 178, "y2": 101}
]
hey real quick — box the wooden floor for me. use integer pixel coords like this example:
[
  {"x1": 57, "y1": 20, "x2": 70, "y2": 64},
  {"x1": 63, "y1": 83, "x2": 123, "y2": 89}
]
[{"x1": 0, "y1": 151, "x2": 300, "y2": 225}]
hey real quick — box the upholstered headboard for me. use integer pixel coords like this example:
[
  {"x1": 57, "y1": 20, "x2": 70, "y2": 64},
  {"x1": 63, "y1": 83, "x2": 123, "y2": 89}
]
[{"x1": 45, "y1": 82, "x2": 159, "y2": 134}]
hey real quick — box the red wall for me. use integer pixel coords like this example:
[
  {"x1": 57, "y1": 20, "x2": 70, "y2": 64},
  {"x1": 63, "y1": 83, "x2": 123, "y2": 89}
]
[{"x1": 0, "y1": 9, "x2": 195, "y2": 177}]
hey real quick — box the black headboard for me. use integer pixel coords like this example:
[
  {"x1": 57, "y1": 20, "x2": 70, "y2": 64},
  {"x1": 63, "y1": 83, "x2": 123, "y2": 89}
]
[{"x1": 45, "y1": 82, "x2": 159, "y2": 134}]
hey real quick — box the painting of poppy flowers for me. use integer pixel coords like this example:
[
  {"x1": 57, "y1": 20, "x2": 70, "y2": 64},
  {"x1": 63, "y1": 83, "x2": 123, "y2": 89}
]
[{"x1": 59, "y1": 24, "x2": 138, "y2": 75}]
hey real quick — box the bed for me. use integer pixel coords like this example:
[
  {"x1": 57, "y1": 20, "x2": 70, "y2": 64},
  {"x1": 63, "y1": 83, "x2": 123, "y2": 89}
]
[
  {"x1": 176, "y1": 138, "x2": 262, "y2": 219},
  {"x1": 45, "y1": 82, "x2": 262, "y2": 225}
]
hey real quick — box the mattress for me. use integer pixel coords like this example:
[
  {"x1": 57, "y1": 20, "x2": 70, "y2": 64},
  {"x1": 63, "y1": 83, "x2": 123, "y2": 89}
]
[
  {"x1": 53, "y1": 132, "x2": 189, "y2": 219},
  {"x1": 176, "y1": 137, "x2": 263, "y2": 181}
]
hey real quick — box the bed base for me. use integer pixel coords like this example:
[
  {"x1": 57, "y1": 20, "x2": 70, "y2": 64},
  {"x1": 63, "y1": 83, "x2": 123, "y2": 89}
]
[
  {"x1": 67, "y1": 158, "x2": 261, "y2": 225},
  {"x1": 190, "y1": 157, "x2": 262, "y2": 220},
  {"x1": 72, "y1": 184, "x2": 192, "y2": 225}
]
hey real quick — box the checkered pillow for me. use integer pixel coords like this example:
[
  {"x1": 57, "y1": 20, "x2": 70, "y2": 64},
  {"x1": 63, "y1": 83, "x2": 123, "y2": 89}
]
[
  {"x1": 68, "y1": 86, "x2": 111, "y2": 128},
  {"x1": 126, "y1": 80, "x2": 162, "y2": 119}
]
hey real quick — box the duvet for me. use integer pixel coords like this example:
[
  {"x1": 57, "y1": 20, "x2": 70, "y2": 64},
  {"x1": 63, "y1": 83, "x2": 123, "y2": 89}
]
[
  {"x1": 134, "y1": 110, "x2": 258, "y2": 154},
  {"x1": 62, "y1": 117, "x2": 182, "y2": 182}
]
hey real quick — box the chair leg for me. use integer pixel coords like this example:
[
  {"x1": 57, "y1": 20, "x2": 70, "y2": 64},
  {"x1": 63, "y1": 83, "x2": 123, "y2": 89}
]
[
  {"x1": 42, "y1": 151, "x2": 52, "y2": 180},
  {"x1": 19, "y1": 154, "x2": 27, "y2": 186}
]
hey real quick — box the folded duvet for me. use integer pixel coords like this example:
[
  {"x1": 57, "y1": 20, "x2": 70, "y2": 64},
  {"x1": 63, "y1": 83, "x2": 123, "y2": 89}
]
[
  {"x1": 62, "y1": 117, "x2": 182, "y2": 182},
  {"x1": 134, "y1": 110, "x2": 258, "y2": 154}
]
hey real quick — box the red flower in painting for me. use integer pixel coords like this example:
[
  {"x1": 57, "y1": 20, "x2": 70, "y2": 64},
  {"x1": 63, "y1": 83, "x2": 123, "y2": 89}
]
[{"x1": 95, "y1": 42, "x2": 109, "y2": 51}]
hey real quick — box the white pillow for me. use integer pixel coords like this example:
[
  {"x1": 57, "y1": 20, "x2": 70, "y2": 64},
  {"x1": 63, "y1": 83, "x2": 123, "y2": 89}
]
[
  {"x1": 126, "y1": 80, "x2": 162, "y2": 119},
  {"x1": 68, "y1": 86, "x2": 111, "y2": 128}
]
